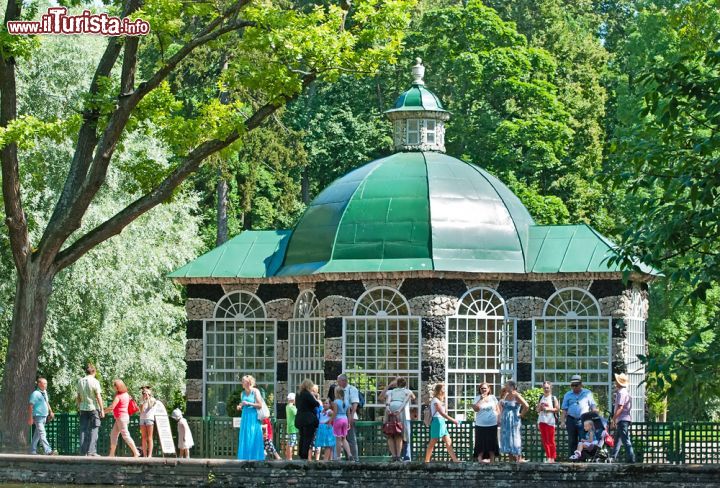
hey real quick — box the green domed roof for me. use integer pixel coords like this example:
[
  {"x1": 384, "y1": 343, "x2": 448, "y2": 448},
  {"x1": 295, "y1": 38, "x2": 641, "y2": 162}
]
[
  {"x1": 385, "y1": 84, "x2": 447, "y2": 114},
  {"x1": 278, "y1": 151, "x2": 534, "y2": 275}
]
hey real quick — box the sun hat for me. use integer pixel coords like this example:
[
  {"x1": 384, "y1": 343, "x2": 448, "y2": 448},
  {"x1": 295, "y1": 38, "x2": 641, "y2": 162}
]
[
  {"x1": 570, "y1": 374, "x2": 582, "y2": 385},
  {"x1": 287, "y1": 392, "x2": 296, "y2": 401},
  {"x1": 171, "y1": 408, "x2": 183, "y2": 420},
  {"x1": 614, "y1": 373, "x2": 630, "y2": 387}
]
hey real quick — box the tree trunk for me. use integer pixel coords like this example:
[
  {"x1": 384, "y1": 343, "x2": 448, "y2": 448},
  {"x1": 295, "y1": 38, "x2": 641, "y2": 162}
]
[
  {"x1": 301, "y1": 167, "x2": 310, "y2": 205},
  {"x1": 216, "y1": 170, "x2": 229, "y2": 246},
  {"x1": 0, "y1": 262, "x2": 54, "y2": 452}
]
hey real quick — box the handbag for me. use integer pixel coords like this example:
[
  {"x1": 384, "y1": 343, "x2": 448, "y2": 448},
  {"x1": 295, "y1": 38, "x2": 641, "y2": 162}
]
[
  {"x1": 382, "y1": 412, "x2": 403, "y2": 436},
  {"x1": 128, "y1": 397, "x2": 140, "y2": 416},
  {"x1": 256, "y1": 392, "x2": 270, "y2": 421}
]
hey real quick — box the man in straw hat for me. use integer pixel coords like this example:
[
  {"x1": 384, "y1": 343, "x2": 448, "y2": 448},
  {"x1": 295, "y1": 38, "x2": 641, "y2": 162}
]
[{"x1": 610, "y1": 373, "x2": 636, "y2": 463}]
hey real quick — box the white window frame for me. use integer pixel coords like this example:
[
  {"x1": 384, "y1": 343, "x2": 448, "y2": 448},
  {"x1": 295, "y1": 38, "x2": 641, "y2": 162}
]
[
  {"x1": 406, "y1": 119, "x2": 420, "y2": 145},
  {"x1": 203, "y1": 317, "x2": 276, "y2": 416},
  {"x1": 288, "y1": 290, "x2": 325, "y2": 394},
  {"x1": 626, "y1": 287, "x2": 646, "y2": 422},
  {"x1": 533, "y1": 288, "x2": 612, "y2": 412},
  {"x1": 214, "y1": 290, "x2": 267, "y2": 319},
  {"x1": 425, "y1": 119, "x2": 436, "y2": 144},
  {"x1": 446, "y1": 287, "x2": 516, "y2": 419},
  {"x1": 343, "y1": 287, "x2": 421, "y2": 416}
]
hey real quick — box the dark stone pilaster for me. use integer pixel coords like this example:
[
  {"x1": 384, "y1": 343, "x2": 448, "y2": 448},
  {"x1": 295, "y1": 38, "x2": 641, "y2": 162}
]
[
  {"x1": 185, "y1": 401, "x2": 202, "y2": 417},
  {"x1": 277, "y1": 321, "x2": 289, "y2": 340},
  {"x1": 187, "y1": 320, "x2": 203, "y2": 339},
  {"x1": 497, "y1": 281, "x2": 555, "y2": 300},
  {"x1": 590, "y1": 280, "x2": 627, "y2": 300},
  {"x1": 186, "y1": 361, "x2": 202, "y2": 380},
  {"x1": 400, "y1": 278, "x2": 467, "y2": 299},
  {"x1": 277, "y1": 362, "x2": 288, "y2": 382},
  {"x1": 517, "y1": 363, "x2": 532, "y2": 382},
  {"x1": 187, "y1": 284, "x2": 225, "y2": 302},
  {"x1": 612, "y1": 318, "x2": 626, "y2": 339},
  {"x1": 422, "y1": 317, "x2": 445, "y2": 339},
  {"x1": 324, "y1": 361, "x2": 342, "y2": 381},
  {"x1": 517, "y1": 320, "x2": 532, "y2": 341},
  {"x1": 257, "y1": 283, "x2": 300, "y2": 302},
  {"x1": 325, "y1": 318, "x2": 343, "y2": 338},
  {"x1": 315, "y1": 280, "x2": 365, "y2": 300},
  {"x1": 422, "y1": 361, "x2": 445, "y2": 383}
]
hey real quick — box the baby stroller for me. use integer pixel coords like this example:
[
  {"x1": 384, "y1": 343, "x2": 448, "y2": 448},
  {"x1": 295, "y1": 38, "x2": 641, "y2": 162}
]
[{"x1": 571, "y1": 412, "x2": 615, "y2": 463}]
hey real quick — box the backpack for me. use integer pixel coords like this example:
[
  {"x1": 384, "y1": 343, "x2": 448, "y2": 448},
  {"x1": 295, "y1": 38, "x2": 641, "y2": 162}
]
[
  {"x1": 539, "y1": 394, "x2": 559, "y2": 422},
  {"x1": 423, "y1": 402, "x2": 433, "y2": 427},
  {"x1": 328, "y1": 383, "x2": 365, "y2": 409}
]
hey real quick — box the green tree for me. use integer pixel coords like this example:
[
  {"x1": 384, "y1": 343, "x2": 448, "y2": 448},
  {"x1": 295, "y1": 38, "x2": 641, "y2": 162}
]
[
  {"x1": 607, "y1": 0, "x2": 720, "y2": 416},
  {"x1": 0, "y1": 0, "x2": 414, "y2": 450}
]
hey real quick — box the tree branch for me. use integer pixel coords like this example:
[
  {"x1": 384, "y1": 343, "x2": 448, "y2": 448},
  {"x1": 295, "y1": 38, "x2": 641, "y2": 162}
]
[
  {"x1": 54, "y1": 74, "x2": 316, "y2": 271},
  {"x1": 36, "y1": 0, "x2": 252, "y2": 264},
  {"x1": 0, "y1": 0, "x2": 31, "y2": 275},
  {"x1": 36, "y1": 0, "x2": 143, "y2": 265}
]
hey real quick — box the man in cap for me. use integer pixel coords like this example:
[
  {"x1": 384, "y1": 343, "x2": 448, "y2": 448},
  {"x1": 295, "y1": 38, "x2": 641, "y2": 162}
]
[
  {"x1": 560, "y1": 374, "x2": 598, "y2": 458},
  {"x1": 610, "y1": 373, "x2": 636, "y2": 463}
]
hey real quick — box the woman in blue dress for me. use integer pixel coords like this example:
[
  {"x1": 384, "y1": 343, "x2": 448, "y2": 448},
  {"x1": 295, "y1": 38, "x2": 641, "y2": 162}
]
[
  {"x1": 499, "y1": 380, "x2": 529, "y2": 462},
  {"x1": 236, "y1": 375, "x2": 265, "y2": 461}
]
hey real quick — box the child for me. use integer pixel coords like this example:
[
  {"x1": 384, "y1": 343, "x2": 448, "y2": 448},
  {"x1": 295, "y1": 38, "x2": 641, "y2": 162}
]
[
  {"x1": 315, "y1": 398, "x2": 336, "y2": 460},
  {"x1": 569, "y1": 420, "x2": 599, "y2": 460},
  {"x1": 171, "y1": 408, "x2": 194, "y2": 459},
  {"x1": 285, "y1": 392, "x2": 298, "y2": 460},
  {"x1": 262, "y1": 417, "x2": 282, "y2": 460},
  {"x1": 330, "y1": 387, "x2": 353, "y2": 460}
]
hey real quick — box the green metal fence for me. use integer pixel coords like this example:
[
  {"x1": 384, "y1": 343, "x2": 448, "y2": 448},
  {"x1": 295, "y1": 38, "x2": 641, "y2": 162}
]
[{"x1": 37, "y1": 415, "x2": 719, "y2": 463}]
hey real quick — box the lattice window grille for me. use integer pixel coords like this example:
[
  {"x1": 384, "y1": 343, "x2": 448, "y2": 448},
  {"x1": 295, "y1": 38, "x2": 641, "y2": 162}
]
[
  {"x1": 543, "y1": 287, "x2": 601, "y2": 318},
  {"x1": 203, "y1": 318, "x2": 276, "y2": 416},
  {"x1": 288, "y1": 317, "x2": 325, "y2": 394},
  {"x1": 353, "y1": 287, "x2": 410, "y2": 317},
  {"x1": 626, "y1": 287, "x2": 646, "y2": 422},
  {"x1": 343, "y1": 316, "x2": 422, "y2": 415},
  {"x1": 294, "y1": 290, "x2": 320, "y2": 318},
  {"x1": 214, "y1": 291, "x2": 266, "y2": 319},
  {"x1": 532, "y1": 314, "x2": 612, "y2": 411},
  {"x1": 456, "y1": 287, "x2": 507, "y2": 317}
]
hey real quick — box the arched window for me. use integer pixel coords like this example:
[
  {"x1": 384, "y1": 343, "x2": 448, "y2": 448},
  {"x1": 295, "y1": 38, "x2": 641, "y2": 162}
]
[
  {"x1": 446, "y1": 287, "x2": 514, "y2": 418},
  {"x1": 205, "y1": 291, "x2": 274, "y2": 416},
  {"x1": 214, "y1": 291, "x2": 266, "y2": 319},
  {"x1": 344, "y1": 287, "x2": 420, "y2": 416},
  {"x1": 289, "y1": 290, "x2": 324, "y2": 393},
  {"x1": 294, "y1": 289, "x2": 320, "y2": 318},
  {"x1": 543, "y1": 288, "x2": 601, "y2": 317},
  {"x1": 533, "y1": 287, "x2": 611, "y2": 410},
  {"x1": 456, "y1": 287, "x2": 507, "y2": 317},
  {"x1": 353, "y1": 287, "x2": 410, "y2": 316}
]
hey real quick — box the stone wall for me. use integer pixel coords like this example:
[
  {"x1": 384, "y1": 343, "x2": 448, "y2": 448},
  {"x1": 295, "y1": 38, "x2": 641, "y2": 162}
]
[
  {"x1": 0, "y1": 455, "x2": 717, "y2": 488},
  {"x1": 182, "y1": 277, "x2": 644, "y2": 414}
]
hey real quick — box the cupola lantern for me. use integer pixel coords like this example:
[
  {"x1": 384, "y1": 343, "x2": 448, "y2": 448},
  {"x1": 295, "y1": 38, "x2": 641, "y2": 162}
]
[{"x1": 385, "y1": 58, "x2": 450, "y2": 153}]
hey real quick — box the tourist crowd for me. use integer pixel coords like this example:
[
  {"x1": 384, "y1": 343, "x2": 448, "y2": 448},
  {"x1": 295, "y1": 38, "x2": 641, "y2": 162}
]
[{"x1": 27, "y1": 366, "x2": 635, "y2": 464}]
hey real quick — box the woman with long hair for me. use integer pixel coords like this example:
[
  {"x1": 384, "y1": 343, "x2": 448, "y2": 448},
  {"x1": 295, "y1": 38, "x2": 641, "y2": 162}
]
[
  {"x1": 295, "y1": 379, "x2": 321, "y2": 460},
  {"x1": 424, "y1": 383, "x2": 459, "y2": 463},
  {"x1": 139, "y1": 386, "x2": 157, "y2": 457},
  {"x1": 499, "y1": 380, "x2": 529, "y2": 462},
  {"x1": 236, "y1": 375, "x2": 265, "y2": 460},
  {"x1": 537, "y1": 381, "x2": 559, "y2": 463}
]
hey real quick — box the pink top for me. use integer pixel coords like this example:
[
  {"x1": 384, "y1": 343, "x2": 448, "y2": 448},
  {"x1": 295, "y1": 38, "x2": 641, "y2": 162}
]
[{"x1": 113, "y1": 392, "x2": 130, "y2": 419}]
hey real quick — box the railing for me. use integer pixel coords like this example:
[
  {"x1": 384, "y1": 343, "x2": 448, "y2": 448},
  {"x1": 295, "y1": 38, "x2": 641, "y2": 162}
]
[{"x1": 37, "y1": 415, "x2": 720, "y2": 463}]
